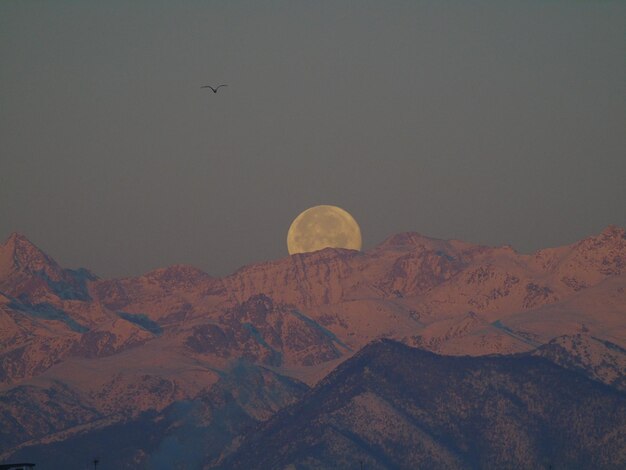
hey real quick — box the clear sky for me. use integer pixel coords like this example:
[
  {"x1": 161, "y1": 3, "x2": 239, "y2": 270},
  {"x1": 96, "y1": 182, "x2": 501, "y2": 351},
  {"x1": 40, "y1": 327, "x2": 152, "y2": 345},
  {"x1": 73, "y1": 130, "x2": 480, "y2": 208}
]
[{"x1": 1, "y1": 1, "x2": 624, "y2": 278}]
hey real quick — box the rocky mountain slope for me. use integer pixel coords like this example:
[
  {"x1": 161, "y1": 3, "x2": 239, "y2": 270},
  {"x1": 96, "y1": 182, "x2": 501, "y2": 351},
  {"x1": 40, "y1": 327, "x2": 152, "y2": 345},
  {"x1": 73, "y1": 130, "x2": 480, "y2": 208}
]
[
  {"x1": 5, "y1": 362, "x2": 307, "y2": 469},
  {"x1": 0, "y1": 227, "x2": 624, "y2": 466},
  {"x1": 220, "y1": 339, "x2": 626, "y2": 470}
]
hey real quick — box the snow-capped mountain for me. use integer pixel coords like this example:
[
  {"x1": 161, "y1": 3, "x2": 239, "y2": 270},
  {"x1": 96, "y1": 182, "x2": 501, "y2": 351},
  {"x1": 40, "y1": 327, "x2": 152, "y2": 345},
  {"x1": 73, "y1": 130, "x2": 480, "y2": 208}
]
[{"x1": 1, "y1": 227, "x2": 624, "y2": 467}]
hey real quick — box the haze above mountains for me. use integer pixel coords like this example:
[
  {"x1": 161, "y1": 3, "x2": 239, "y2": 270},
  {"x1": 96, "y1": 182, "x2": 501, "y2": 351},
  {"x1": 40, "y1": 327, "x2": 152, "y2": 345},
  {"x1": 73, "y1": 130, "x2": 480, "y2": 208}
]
[{"x1": 1, "y1": 227, "x2": 625, "y2": 468}]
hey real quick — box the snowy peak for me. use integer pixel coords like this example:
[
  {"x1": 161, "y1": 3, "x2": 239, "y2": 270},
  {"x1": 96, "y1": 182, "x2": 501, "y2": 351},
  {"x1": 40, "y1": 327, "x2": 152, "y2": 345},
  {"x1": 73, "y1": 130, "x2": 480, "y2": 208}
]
[
  {"x1": 0, "y1": 233, "x2": 95, "y2": 303},
  {"x1": 375, "y1": 232, "x2": 450, "y2": 251},
  {"x1": 599, "y1": 224, "x2": 626, "y2": 240},
  {"x1": 0, "y1": 233, "x2": 63, "y2": 281},
  {"x1": 553, "y1": 225, "x2": 626, "y2": 285},
  {"x1": 575, "y1": 224, "x2": 626, "y2": 252}
]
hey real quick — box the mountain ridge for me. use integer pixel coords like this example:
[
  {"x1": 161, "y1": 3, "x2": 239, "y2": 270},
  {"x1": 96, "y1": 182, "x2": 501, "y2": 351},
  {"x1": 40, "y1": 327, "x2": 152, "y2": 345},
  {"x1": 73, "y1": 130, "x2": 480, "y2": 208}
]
[
  {"x1": 1, "y1": 227, "x2": 624, "y2": 467},
  {"x1": 218, "y1": 339, "x2": 626, "y2": 469}
]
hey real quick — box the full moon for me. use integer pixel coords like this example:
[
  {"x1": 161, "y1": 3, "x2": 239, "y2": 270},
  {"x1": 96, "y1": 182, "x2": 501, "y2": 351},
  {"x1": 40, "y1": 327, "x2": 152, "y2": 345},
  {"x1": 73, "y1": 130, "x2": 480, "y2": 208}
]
[{"x1": 287, "y1": 205, "x2": 362, "y2": 255}]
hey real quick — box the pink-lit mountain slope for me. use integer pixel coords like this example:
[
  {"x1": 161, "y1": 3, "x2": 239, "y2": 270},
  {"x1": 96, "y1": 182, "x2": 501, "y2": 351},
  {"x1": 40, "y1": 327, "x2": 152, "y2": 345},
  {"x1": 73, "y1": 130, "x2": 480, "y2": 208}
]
[{"x1": 0, "y1": 227, "x2": 624, "y2": 462}]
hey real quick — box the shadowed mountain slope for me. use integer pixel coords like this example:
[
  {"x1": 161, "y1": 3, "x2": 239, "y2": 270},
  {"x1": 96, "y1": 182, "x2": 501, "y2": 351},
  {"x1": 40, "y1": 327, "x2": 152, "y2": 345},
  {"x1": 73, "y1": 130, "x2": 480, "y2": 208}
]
[
  {"x1": 5, "y1": 362, "x2": 308, "y2": 469},
  {"x1": 220, "y1": 340, "x2": 626, "y2": 470}
]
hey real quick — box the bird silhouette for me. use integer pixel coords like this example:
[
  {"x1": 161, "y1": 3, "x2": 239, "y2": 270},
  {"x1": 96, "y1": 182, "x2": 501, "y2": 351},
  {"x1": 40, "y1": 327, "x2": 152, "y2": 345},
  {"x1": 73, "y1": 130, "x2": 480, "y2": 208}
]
[{"x1": 201, "y1": 84, "x2": 228, "y2": 93}]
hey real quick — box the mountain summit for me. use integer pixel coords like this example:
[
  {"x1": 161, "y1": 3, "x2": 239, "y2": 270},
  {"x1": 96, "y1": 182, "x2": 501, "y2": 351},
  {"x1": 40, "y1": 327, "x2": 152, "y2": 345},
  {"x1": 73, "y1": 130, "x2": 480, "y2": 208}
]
[
  {"x1": 0, "y1": 232, "x2": 62, "y2": 279},
  {"x1": 0, "y1": 233, "x2": 96, "y2": 303}
]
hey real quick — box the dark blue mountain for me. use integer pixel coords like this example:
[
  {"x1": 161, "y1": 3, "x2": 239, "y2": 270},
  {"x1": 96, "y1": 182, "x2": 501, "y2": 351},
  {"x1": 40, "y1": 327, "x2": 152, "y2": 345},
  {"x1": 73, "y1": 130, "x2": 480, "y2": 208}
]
[{"x1": 219, "y1": 340, "x2": 626, "y2": 469}]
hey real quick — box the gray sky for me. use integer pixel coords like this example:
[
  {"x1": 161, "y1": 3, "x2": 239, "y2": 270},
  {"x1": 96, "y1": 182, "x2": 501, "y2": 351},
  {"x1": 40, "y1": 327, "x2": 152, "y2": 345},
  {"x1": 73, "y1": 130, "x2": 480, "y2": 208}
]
[{"x1": 1, "y1": 1, "x2": 624, "y2": 278}]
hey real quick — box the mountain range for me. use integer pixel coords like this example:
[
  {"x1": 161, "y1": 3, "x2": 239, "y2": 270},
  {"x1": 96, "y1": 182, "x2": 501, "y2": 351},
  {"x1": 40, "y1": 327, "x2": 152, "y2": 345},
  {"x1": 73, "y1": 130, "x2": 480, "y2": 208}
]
[
  {"x1": 220, "y1": 339, "x2": 625, "y2": 469},
  {"x1": 1, "y1": 227, "x2": 625, "y2": 468}
]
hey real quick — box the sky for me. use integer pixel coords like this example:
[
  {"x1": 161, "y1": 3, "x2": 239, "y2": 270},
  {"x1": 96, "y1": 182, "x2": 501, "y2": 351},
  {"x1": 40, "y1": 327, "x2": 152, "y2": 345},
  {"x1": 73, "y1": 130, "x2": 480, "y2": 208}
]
[{"x1": 1, "y1": 0, "x2": 625, "y2": 279}]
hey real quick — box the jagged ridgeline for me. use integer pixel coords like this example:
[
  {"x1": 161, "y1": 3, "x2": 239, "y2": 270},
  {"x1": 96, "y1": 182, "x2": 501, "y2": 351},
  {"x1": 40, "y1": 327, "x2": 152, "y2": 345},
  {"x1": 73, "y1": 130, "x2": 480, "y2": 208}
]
[{"x1": 1, "y1": 228, "x2": 625, "y2": 468}]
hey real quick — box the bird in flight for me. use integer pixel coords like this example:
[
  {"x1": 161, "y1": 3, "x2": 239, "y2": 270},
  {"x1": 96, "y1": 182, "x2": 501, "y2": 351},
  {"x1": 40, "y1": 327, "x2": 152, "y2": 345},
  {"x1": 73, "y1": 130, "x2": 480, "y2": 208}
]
[{"x1": 201, "y1": 84, "x2": 228, "y2": 93}]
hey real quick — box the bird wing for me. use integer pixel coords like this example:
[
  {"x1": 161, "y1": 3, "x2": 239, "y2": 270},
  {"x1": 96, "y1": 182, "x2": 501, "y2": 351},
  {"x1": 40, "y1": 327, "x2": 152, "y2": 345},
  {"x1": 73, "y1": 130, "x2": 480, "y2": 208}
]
[
  {"x1": 201, "y1": 85, "x2": 217, "y2": 91},
  {"x1": 215, "y1": 84, "x2": 228, "y2": 89}
]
